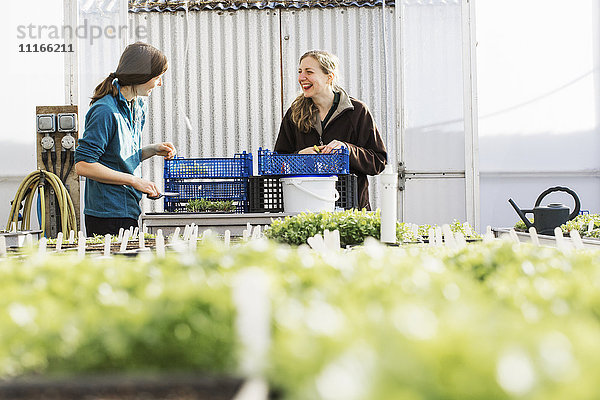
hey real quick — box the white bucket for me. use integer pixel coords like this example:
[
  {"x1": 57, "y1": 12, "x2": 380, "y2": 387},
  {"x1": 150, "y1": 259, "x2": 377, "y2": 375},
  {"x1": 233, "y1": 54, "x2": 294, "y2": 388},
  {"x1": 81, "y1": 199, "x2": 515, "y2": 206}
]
[{"x1": 280, "y1": 176, "x2": 339, "y2": 213}]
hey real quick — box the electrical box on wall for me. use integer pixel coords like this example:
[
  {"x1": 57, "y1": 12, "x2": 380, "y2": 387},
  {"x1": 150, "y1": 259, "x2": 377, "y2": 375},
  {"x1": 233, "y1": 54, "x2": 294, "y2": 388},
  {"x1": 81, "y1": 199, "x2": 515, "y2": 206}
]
[
  {"x1": 37, "y1": 114, "x2": 56, "y2": 133},
  {"x1": 36, "y1": 105, "x2": 81, "y2": 237},
  {"x1": 57, "y1": 113, "x2": 77, "y2": 132}
]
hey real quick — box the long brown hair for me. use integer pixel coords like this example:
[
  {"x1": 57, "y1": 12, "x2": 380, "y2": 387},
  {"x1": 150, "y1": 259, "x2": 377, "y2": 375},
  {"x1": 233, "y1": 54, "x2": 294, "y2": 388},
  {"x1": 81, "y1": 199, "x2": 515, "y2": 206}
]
[
  {"x1": 90, "y1": 42, "x2": 168, "y2": 105},
  {"x1": 291, "y1": 50, "x2": 342, "y2": 133}
]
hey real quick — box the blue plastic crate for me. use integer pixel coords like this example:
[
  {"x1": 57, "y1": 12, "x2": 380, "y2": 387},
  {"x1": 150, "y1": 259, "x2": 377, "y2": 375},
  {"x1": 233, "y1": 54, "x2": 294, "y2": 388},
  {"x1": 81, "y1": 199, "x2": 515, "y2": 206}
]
[
  {"x1": 163, "y1": 179, "x2": 248, "y2": 213},
  {"x1": 257, "y1": 147, "x2": 349, "y2": 176},
  {"x1": 164, "y1": 152, "x2": 253, "y2": 179}
]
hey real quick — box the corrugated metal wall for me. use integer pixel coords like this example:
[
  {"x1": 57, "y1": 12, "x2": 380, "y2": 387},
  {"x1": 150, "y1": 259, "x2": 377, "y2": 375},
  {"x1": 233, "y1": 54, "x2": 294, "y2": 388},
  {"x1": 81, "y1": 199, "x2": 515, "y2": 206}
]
[{"x1": 130, "y1": 6, "x2": 396, "y2": 212}]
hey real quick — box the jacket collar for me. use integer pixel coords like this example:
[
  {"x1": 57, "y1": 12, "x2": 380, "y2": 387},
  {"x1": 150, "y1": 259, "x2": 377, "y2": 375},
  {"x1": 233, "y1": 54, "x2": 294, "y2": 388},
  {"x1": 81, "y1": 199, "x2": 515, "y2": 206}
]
[
  {"x1": 313, "y1": 88, "x2": 354, "y2": 135},
  {"x1": 112, "y1": 79, "x2": 143, "y2": 126},
  {"x1": 112, "y1": 79, "x2": 130, "y2": 107}
]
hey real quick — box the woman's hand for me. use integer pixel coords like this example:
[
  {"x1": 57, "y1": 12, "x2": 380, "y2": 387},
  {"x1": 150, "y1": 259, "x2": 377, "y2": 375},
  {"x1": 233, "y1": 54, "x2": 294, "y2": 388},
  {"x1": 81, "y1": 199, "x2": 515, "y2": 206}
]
[
  {"x1": 154, "y1": 142, "x2": 177, "y2": 159},
  {"x1": 321, "y1": 140, "x2": 346, "y2": 154},
  {"x1": 132, "y1": 176, "x2": 160, "y2": 198},
  {"x1": 298, "y1": 145, "x2": 324, "y2": 154}
]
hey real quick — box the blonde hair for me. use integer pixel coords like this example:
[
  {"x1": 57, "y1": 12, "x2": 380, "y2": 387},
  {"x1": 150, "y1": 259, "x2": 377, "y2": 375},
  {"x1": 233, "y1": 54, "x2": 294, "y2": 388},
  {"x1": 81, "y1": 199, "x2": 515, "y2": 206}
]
[{"x1": 291, "y1": 50, "x2": 342, "y2": 133}]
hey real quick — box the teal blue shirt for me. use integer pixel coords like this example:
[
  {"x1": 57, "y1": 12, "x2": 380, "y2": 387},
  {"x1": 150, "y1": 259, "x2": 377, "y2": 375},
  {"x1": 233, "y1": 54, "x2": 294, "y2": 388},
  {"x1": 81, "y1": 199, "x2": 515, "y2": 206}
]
[{"x1": 75, "y1": 80, "x2": 146, "y2": 220}]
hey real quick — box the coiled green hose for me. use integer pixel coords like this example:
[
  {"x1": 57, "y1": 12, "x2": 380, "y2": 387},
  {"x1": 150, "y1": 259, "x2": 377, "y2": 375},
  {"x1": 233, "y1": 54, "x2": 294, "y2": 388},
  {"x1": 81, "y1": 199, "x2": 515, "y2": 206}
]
[{"x1": 6, "y1": 170, "x2": 77, "y2": 237}]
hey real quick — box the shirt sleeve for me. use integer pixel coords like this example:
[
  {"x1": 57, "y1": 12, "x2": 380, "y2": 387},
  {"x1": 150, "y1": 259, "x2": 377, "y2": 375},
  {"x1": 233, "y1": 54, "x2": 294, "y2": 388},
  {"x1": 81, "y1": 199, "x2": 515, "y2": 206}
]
[
  {"x1": 345, "y1": 104, "x2": 387, "y2": 176},
  {"x1": 74, "y1": 104, "x2": 116, "y2": 164}
]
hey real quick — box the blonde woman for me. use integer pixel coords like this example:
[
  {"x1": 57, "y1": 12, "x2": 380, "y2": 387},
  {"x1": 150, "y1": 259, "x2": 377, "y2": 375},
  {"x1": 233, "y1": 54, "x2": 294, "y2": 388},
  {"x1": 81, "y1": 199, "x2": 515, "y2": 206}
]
[{"x1": 274, "y1": 50, "x2": 387, "y2": 210}]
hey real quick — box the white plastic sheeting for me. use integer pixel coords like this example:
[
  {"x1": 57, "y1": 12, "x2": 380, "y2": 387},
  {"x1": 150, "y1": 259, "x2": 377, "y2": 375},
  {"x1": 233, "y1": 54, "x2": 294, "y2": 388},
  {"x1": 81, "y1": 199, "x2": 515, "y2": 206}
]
[
  {"x1": 476, "y1": 0, "x2": 600, "y2": 227},
  {"x1": 398, "y1": 0, "x2": 477, "y2": 226},
  {"x1": 78, "y1": 0, "x2": 129, "y2": 122},
  {"x1": 402, "y1": 0, "x2": 464, "y2": 172}
]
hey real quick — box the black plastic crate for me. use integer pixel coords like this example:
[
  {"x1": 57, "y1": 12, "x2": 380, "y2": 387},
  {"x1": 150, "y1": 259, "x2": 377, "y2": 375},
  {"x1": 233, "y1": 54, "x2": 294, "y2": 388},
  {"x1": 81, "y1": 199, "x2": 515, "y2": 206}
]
[
  {"x1": 247, "y1": 176, "x2": 284, "y2": 213},
  {"x1": 247, "y1": 174, "x2": 358, "y2": 213},
  {"x1": 164, "y1": 179, "x2": 248, "y2": 213},
  {"x1": 336, "y1": 173, "x2": 359, "y2": 210}
]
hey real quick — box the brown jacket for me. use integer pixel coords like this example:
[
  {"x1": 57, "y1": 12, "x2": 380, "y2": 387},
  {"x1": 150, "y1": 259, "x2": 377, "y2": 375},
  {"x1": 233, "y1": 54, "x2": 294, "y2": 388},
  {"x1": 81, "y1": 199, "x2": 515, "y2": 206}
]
[{"x1": 274, "y1": 90, "x2": 387, "y2": 210}]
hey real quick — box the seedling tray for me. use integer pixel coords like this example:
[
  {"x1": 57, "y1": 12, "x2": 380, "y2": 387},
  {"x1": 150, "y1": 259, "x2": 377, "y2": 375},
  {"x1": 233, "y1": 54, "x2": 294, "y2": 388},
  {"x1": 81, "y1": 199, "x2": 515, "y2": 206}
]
[{"x1": 0, "y1": 374, "x2": 243, "y2": 400}]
